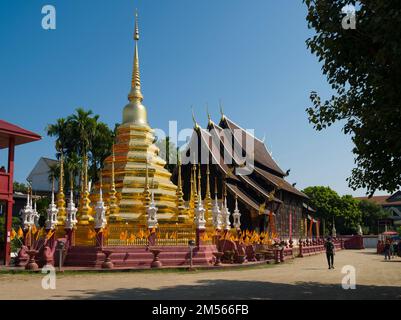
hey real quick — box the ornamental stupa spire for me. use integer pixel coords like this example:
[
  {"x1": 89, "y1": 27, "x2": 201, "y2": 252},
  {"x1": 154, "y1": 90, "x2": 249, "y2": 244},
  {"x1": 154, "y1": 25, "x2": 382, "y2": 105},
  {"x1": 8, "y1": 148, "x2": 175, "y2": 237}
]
[
  {"x1": 94, "y1": 170, "x2": 107, "y2": 230},
  {"x1": 108, "y1": 145, "x2": 120, "y2": 221},
  {"x1": 57, "y1": 152, "x2": 66, "y2": 224},
  {"x1": 197, "y1": 164, "x2": 202, "y2": 200},
  {"x1": 65, "y1": 173, "x2": 78, "y2": 230},
  {"x1": 176, "y1": 156, "x2": 188, "y2": 222},
  {"x1": 123, "y1": 10, "x2": 148, "y2": 125},
  {"x1": 204, "y1": 164, "x2": 212, "y2": 225},
  {"x1": 78, "y1": 154, "x2": 93, "y2": 225},
  {"x1": 130, "y1": 10, "x2": 142, "y2": 102},
  {"x1": 46, "y1": 176, "x2": 59, "y2": 230},
  {"x1": 143, "y1": 155, "x2": 151, "y2": 207}
]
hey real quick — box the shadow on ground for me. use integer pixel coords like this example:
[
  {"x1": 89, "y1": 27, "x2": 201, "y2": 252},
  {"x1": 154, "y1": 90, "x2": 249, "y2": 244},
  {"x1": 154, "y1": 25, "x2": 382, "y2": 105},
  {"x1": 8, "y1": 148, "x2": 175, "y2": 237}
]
[{"x1": 60, "y1": 279, "x2": 401, "y2": 300}]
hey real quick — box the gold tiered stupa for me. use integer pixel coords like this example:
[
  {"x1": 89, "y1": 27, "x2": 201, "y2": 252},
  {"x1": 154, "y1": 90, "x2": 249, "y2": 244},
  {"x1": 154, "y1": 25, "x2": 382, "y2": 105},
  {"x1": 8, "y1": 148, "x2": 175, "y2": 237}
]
[{"x1": 99, "y1": 13, "x2": 179, "y2": 223}]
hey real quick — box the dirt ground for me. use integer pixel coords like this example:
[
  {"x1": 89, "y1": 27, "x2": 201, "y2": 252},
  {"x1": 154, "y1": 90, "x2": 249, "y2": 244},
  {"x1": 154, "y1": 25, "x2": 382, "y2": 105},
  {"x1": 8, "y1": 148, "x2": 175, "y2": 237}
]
[{"x1": 0, "y1": 249, "x2": 400, "y2": 300}]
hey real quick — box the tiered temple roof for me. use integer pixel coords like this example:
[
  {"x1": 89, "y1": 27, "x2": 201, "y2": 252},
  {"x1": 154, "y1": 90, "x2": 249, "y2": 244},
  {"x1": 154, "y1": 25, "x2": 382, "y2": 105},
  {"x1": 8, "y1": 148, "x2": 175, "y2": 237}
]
[{"x1": 178, "y1": 112, "x2": 308, "y2": 231}]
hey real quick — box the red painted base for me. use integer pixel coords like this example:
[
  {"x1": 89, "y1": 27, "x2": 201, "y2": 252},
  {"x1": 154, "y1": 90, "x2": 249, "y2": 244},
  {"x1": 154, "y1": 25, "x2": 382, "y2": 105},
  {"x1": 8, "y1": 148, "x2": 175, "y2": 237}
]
[{"x1": 63, "y1": 244, "x2": 217, "y2": 269}]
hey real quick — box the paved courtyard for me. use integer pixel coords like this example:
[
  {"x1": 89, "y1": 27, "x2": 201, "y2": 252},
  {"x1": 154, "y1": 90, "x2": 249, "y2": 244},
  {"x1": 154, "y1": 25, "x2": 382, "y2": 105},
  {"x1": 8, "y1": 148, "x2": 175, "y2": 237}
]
[{"x1": 0, "y1": 249, "x2": 400, "y2": 299}]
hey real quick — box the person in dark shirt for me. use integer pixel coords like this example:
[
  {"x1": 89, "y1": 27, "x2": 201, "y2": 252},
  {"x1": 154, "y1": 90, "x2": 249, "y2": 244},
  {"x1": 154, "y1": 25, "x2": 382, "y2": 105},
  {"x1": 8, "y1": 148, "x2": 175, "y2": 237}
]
[
  {"x1": 0, "y1": 166, "x2": 6, "y2": 173},
  {"x1": 325, "y1": 237, "x2": 335, "y2": 269},
  {"x1": 384, "y1": 240, "x2": 391, "y2": 260}
]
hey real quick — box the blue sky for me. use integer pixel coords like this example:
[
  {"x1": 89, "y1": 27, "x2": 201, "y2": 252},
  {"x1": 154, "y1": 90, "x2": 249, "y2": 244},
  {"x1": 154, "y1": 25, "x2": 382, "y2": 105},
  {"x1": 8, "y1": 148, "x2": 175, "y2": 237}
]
[{"x1": 0, "y1": 0, "x2": 379, "y2": 196}]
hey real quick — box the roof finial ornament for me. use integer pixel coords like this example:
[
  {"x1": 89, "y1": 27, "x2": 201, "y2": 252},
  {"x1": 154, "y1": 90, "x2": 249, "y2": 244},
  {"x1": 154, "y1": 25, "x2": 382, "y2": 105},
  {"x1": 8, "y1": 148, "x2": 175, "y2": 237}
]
[
  {"x1": 206, "y1": 103, "x2": 213, "y2": 125},
  {"x1": 191, "y1": 106, "x2": 200, "y2": 130},
  {"x1": 219, "y1": 99, "x2": 225, "y2": 121}
]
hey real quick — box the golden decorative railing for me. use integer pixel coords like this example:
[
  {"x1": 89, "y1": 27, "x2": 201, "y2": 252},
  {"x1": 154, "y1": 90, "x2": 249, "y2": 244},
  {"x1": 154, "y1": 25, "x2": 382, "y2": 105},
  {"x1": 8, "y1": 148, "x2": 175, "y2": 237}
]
[
  {"x1": 101, "y1": 223, "x2": 199, "y2": 247},
  {"x1": 74, "y1": 225, "x2": 96, "y2": 246}
]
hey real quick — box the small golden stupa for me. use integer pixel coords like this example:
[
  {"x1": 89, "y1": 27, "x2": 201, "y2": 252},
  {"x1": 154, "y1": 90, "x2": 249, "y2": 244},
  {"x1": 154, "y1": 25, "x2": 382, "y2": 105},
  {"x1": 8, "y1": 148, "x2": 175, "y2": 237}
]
[{"x1": 99, "y1": 13, "x2": 179, "y2": 223}]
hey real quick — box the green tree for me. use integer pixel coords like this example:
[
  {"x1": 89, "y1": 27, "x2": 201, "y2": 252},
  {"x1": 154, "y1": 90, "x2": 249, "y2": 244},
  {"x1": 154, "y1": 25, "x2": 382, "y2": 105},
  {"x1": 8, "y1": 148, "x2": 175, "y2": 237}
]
[
  {"x1": 358, "y1": 199, "x2": 389, "y2": 234},
  {"x1": 303, "y1": 186, "x2": 362, "y2": 235},
  {"x1": 336, "y1": 195, "x2": 361, "y2": 234},
  {"x1": 304, "y1": 0, "x2": 401, "y2": 195},
  {"x1": 46, "y1": 108, "x2": 114, "y2": 184},
  {"x1": 303, "y1": 186, "x2": 341, "y2": 223},
  {"x1": 13, "y1": 182, "x2": 27, "y2": 193}
]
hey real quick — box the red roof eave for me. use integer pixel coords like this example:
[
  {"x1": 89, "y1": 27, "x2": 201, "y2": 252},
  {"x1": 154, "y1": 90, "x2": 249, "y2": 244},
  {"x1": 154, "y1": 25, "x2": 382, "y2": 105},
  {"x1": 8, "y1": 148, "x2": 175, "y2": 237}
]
[{"x1": 0, "y1": 119, "x2": 41, "y2": 149}]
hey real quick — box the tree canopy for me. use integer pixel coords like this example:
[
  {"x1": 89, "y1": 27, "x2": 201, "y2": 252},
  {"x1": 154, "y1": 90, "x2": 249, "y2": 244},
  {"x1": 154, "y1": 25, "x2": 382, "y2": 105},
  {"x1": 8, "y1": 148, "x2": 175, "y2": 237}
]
[
  {"x1": 358, "y1": 199, "x2": 389, "y2": 234},
  {"x1": 303, "y1": 185, "x2": 391, "y2": 235},
  {"x1": 46, "y1": 108, "x2": 115, "y2": 186},
  {"x1": 303, "y1": 186, "x2": 361, "y2": 234},
  {"x1": 304, "y1": 0, "x2": 401, "y2": 195}
]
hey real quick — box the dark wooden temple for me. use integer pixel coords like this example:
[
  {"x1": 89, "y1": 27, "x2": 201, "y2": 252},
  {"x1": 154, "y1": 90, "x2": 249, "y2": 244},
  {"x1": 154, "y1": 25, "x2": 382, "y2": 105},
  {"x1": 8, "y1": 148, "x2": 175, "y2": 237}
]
[{"x1": 173, "y1": 114, "x2": 315, "y2": 239}]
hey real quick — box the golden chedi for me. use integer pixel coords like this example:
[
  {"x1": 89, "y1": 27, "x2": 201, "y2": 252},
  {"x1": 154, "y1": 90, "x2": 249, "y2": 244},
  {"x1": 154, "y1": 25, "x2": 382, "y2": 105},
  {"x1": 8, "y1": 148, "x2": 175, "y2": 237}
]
[{"x1": 100, "y1": 13, "x2": 178, "y2": 223}]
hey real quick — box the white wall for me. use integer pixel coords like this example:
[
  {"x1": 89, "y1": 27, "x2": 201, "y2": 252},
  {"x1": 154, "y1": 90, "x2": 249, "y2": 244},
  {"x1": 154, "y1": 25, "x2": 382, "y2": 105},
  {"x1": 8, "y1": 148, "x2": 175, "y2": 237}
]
[
  {"x1": 363, "y1": 236, "x2": 378, "y2": 248},
  {"x1": 27, "y1": 158, "x2": 59, "y2": 192}
]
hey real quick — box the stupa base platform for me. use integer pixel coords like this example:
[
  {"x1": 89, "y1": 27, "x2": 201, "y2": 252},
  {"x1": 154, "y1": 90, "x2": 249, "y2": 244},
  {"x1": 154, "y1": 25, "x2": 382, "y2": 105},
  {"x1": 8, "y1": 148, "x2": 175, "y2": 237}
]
[{"x1": 63, "y1": 244, "x2": 217, "y2": 269}]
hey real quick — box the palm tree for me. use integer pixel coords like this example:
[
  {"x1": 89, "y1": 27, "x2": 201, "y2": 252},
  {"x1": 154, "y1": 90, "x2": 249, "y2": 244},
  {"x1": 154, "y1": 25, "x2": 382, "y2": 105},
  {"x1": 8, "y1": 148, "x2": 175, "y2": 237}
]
[
  {"x1": 46, "y1": 118, "x2": 69, "y2": 156},
  {"x1": 46, "y1": 108, "x2": 114, "y2": 184},
  {"x1": 48, "y1": 163, "x2": 60, "y2": 188},
  {"x1": 67, "y1": 108, "x2": 99, "y2": 157},
  {"x1": 90, "y1": 122, "x2": 114, "y2": 182}
]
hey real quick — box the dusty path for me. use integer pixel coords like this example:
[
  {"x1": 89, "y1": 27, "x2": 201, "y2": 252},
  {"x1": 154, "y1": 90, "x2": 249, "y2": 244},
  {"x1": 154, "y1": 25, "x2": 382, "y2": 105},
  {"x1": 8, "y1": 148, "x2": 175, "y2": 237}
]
[{"x1": 0, "y1": 249, "x2": 400, "y2": 299}]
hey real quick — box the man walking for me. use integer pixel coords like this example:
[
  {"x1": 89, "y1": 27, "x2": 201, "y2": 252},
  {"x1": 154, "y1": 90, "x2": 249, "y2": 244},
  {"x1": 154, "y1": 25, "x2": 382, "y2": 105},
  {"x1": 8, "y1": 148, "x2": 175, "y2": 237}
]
[
  {"x1": 325, "y1": 237, "x2": 335, "y2": 269},
  {"x1": 384, "y1": 240, "x2": 391, "y2": 260}
]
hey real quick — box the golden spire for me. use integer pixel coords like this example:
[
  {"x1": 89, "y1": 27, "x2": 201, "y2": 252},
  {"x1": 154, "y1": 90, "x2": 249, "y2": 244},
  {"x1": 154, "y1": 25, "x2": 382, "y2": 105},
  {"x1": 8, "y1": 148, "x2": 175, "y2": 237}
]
[
  {"x1": 214, "y1": 177, "x2": 218, "y2": 197},
  {"x1": 205, "y1": 164, "x2": 212, "y2": 225},
  {"x1": 129, "y1": 10, "x2": 143, "y2": 103},
  {"x1": 57, "y1": 152, "x2": 66, "y2": 224},
  {"x1": 193, "y1": 161, "x2": 198, "y2": 204},
  {"x1": 206, "y1": 164, "x2": 211, "y2": 201},
  {"x1": 59, "y1": 153, "x2": 64, "y2": 193},
  {"x1": 197, "y1": 164, "x2": 202, "y2": 200},
  {"x1": 108, "y1": 145, "x2": 120, "y2": 220},
  {"x1": 176, "y1": 157, "x2": 184, "y2": 204},
  {"x1": 176, "y1": 156, "x2": 188, "y2": 221},
  {"x1": 143, "y1": 155, "x2": 151, "y2": 207},
  {"x1": 123, "y1": 10, "x2": 148, "y2": 125},
  {"x1": 99, "y1": 169, "x2": 103, "y2": 200},
  {"x1": 189, "y1": 163, "x2": 195, "y2": 217},
  {"x1": 78, "y1": 153, "x2": 93, "y2": 225}
]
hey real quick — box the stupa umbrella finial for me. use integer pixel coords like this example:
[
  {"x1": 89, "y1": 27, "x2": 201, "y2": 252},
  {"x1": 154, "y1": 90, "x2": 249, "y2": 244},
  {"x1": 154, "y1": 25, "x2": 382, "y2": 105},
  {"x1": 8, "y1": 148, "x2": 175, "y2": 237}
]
[
  {"x1": 123, "y1": 10, "x2": 148, "y2": 125},
  {"x1": 130, "y1": 10, "x2": 143, "y2": 102}
]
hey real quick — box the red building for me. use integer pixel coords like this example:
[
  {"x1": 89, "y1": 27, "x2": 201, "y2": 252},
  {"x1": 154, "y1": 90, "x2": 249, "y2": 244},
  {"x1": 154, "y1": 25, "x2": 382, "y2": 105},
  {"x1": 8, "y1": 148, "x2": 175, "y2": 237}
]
[{"x1": 0, "y1": 120, "x2": 41, "y2": 265}]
